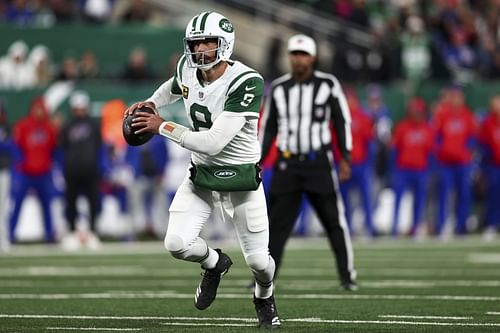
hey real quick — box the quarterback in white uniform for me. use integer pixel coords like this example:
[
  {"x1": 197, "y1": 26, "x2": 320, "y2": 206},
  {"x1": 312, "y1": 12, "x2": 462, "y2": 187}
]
[{"x1": 126, "y1": 11, "x2": 280, "y2": 329}]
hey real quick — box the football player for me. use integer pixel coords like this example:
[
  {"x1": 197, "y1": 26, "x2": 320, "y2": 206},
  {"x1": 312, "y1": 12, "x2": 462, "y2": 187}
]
[{"x1": 124, "y1": 11, "x2": 280, "y2": 329}]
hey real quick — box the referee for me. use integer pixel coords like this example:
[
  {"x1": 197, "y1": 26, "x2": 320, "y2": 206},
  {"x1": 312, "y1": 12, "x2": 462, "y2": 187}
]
[{"x1": 259, "y1": 34, "x2": 357, "y2": 290}]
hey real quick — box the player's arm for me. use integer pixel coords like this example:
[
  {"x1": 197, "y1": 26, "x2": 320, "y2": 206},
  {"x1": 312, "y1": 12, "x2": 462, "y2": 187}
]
[{"x1": 160, "y1": 113, "x2": 246, "y2": 155}]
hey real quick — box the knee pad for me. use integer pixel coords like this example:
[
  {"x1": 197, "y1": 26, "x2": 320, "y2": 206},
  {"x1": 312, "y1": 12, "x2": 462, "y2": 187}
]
[
  {"x1": 246, "y1": 252, "x2": 270, "y2": 272},
  {"x1": 164, "y1": 234, "x2": 186, "y2": 258}
]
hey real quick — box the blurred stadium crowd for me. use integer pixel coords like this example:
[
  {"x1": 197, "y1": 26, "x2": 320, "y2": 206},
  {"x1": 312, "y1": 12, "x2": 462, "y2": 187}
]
[
  {"x1": 278, "y1": 0, "x2": 500, "y2": 85},
  {"x1": 0, "y1": 0, "x2": 499, "y2": 249},
  {"x1": 0, "y1": 0, "x2": 160, "y2": 26},
  {"x1": 1, "y1": 0, "x2": 499, "y2": 87}
]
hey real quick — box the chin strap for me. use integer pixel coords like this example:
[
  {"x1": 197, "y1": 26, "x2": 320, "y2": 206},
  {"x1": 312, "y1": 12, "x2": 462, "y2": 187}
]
[{"x1": 159, "y1": 121, "x2": 189, "y2": 144}]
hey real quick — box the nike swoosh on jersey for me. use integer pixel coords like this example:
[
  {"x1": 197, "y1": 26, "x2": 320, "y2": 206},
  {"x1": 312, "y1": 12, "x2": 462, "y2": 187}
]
[{"x1": 245, "y1": 85, "x2": 256, "y2": 91}]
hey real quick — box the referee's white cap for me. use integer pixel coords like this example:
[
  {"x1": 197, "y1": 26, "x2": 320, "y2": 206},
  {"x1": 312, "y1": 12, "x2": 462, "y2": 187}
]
[{"x1": 288, "y1": 34, "x2": 316, "y2": 56}]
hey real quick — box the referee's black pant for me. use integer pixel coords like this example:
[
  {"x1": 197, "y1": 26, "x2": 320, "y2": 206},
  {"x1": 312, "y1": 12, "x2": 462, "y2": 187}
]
[{"x1": 267, "y1": 151, "x2": 355, "y2": 285}]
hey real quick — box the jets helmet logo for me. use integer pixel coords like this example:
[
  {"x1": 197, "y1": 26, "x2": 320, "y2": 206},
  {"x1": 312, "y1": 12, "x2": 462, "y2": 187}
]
[{"x1": 219, "y1": 19, "x2": 233, "y2": 33}]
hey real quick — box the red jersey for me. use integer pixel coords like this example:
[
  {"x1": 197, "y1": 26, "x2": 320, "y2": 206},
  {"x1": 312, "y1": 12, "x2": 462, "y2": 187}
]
[
  {"x1": 350, "y1": 108, "x2": 374, "y2": 164},
  {"x1": 13, "y1": 101, "x2": 57, "y2": 176},
  {"x1": 392, "y1": 119, "x2": 434, "y2": 170},
  {"x1": 433, "y1": 105, "x2": 476, "y2": 164},
  {"x1": 479, "y1": 113, "x2": 500, "y2": 166}
]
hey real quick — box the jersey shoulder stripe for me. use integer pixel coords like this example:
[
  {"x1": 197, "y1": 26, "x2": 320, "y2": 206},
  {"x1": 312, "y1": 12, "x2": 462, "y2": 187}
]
[
  {"x1": 227, "y1": 70, "x2": 261, "y2": 95},
  {"x1": 227, "y1": 71, "x2": 262, "y2": 96}
]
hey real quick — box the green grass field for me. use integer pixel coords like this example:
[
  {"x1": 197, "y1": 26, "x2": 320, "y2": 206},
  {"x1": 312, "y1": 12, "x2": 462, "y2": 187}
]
[{"x1": 1, "y1": 237, "x2": 500, "y2": 332}]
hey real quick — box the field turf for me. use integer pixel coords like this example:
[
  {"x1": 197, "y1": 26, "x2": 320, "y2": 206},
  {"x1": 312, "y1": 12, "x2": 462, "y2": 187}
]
[{"x1": 1, "y1": 236, "x2": 500, "y2": 332}]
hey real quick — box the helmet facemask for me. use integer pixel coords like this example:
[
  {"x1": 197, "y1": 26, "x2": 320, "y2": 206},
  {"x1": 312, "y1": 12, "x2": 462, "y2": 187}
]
[{"x1": 184, "y1": 36, "x2": 228, "y2": 70}]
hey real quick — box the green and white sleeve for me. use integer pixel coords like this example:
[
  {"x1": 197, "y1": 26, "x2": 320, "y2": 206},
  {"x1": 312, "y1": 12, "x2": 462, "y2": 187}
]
[{"x1": 224, "y1": 72, "x2": 264, "y2": 117}]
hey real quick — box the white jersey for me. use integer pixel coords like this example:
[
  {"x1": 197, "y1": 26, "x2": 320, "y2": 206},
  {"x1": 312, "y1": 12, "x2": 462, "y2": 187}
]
[{"x1": 150, "y1": 55, "x2": 264, "y2": 166}]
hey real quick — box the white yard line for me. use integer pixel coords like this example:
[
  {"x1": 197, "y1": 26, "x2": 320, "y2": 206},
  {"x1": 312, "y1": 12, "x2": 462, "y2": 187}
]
[
  {"x1": 2, "y1": 266, "x2": 500, "y2": 277},
  {"x1": 0, "y1": 265, "x2": 500, "y2": 278},
  {"x1": 160, "y1": 322, "x2": 255, "y2": 327},
  {"x1": 286, "y1": 318, "x2": 500, "y2": 327},
  {"x1": 0, "y1": 314, "x2": 256, "y2": 322},
  {"x1": 283, "y1": 280, "x2": 500, "y2": 289},
  {"x1": 467, "y1": 253, "x2": 500, "y2": 264},
  {"x1": 355, "y1": 268, "x2": 500, "y2": 276},
  {"x1": 379, "y1": 315, "x2": 473, "y2": 320},
  {"x1": 3, "y1": 279, "x2": 500, "y2": 289},
  {"x1": 47, "y1": 328, "x2": 141, "y2": 331},
  {"x1": 0, "y1": 266, "x2": 259, "y2": 277},
  {"x1": 0, "y1": 266, "x2": 148, "y2": 276},
  {"x1": 486, "y1": 312, "x2": 500, "y2": 315},
  {"x1": 3, "y1": 314, "x2": 500, "y2": 328},
  {"x1": 0, "y1": 292, "x2": 499, "y2": 301}
]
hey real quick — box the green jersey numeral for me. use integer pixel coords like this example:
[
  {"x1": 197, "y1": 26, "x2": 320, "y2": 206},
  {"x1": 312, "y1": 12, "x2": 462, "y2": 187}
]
[{"x1": 190, "y1": 103, "x2": 213, "y2": 131}]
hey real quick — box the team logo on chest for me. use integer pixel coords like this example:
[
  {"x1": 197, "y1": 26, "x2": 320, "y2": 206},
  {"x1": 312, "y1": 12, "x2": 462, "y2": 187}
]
[
  {"x1": 182, "y1": 85, "x2": 189, "y2": 99},
  {"x1": 199, "y1": 91, "x2": 205, "y2": 100}
]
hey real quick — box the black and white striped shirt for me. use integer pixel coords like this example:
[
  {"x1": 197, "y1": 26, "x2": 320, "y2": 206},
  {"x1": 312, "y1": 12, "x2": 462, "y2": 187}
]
[{"x1": 259, "y1": 71, "x2": 352, "y2": 161}]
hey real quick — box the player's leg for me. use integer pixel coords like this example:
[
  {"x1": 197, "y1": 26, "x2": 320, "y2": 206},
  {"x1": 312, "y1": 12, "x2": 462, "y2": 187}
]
[
  {"x1": 358, "y1": 164, "x2": 376, "y2": 236},
  {"x1": 80, "y1": 176, "x2": 101, "y2": 249},
  {"x1": 85, "y1": 177, "x2": 100, "y2": 234},
  {"x1": 143, "y1": 178, "x2": 155, "y2": 234},
  {"x1": 485, "y1": 166, "x2": 500, "y2": 231},
  {"x1": 436, "y1": 164, "x2": 452, "y2": 236},
  {"x1": 231, "y1": 185, "x2": 275, "y2": 296},
  {"x1": 230, "y1": 185, "x2": 280, "y2": 328},
  {"x1": 164, "y1": 176, "x2": 215, "y2": 264},
  {"x1": 8, "y1": 172, "x2": 29, "y2": 242},
  {"x1": 64, "y1": 175, "x2": 79, "y2": 233},
  {"x1": 492, "y1": 167, "x2": 500, "y2": 231},
  {"x1": 164, "y1": 176, "x2": 232, "y2": 310},
  {"x1": 456, "y1": 164, "x2": 472, "y2": 235},
  {"x1": 34, "y1": 173, "x2": 55, "y2": 243},
  {"x1": 411, "y1": 170, "x2": 428, "y2": 236},
  {"x1": 391, "y1": 168, "x2": 406, "y2": 237}
]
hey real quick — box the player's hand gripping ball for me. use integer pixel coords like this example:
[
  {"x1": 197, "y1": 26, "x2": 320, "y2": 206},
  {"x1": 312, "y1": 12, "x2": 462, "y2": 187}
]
[{"x1": 122, "y1": 105, "x2": 155, "y2": 146}]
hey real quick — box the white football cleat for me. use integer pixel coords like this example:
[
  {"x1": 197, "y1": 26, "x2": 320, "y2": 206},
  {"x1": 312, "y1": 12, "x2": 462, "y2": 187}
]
[
  {"x1": 86, "y1": 232, "x2": 102, "y2": 251},
  {"x1": 61, "y1": 233, "x2": 80, "y2": 252}
]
